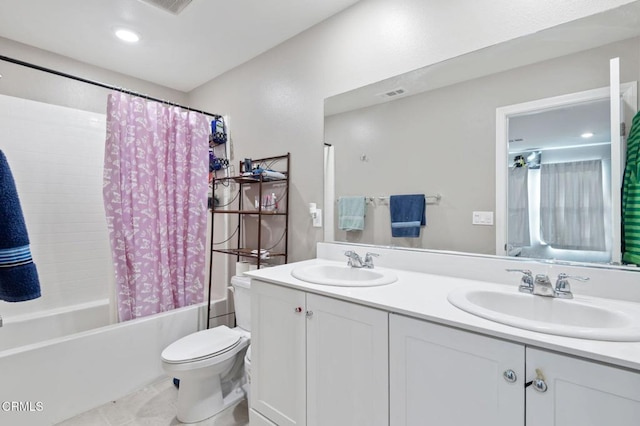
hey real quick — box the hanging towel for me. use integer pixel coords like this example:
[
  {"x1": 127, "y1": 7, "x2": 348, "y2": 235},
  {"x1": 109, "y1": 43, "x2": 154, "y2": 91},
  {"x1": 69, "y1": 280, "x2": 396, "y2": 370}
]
[
  {"x1": 0, "y1": 150, "x2": 41, "y2": 302},
  {"x1": 390, "y1": 194, "x2": 426, "y2": 238},
  {"x1": 623, "y1": 110, "x2": 640, "y2": 265},
  {"x1": 338, "y1": 196, "x2": 366, "y2": 231}
]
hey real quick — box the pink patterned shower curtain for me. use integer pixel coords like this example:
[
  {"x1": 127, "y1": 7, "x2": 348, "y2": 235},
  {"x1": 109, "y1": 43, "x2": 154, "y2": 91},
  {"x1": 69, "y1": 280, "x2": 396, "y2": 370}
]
[{"x1": 103, "y1": 92, "x2": 209, "y2": 321}]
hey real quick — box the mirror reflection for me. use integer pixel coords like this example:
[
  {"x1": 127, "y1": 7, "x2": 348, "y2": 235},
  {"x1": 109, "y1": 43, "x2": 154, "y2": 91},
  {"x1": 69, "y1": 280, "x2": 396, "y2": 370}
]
[
  {"x1": 506, "y1": 99, "x2": 613, "y2": 263},
  {"x1": 324, "y1": 3, "x2": 640, "y2": 269}
]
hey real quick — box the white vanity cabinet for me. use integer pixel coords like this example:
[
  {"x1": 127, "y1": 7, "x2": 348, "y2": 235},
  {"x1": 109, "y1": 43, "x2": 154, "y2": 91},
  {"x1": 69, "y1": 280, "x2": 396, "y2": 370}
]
[
  {"x1": 389, "y1": 314, "x2": 525, "y2": 426},
  {"x1": 526, "y1": 348, "x2": 640, "y2": 426},
  {"x1": 250, "y1": 280, "x2": 389, "y2": 426},
  {"x1": 389, "y1": 314, "x2": 640, "y2": 426}
]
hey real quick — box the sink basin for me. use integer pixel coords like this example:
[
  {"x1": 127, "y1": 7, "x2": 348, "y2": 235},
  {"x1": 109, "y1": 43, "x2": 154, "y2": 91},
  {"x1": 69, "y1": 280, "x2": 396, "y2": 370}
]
[
  {"x1": 447, "y1": 287, "x2": 640, "y2": 341},
  {"x1": 291, "y1": 263, "x2": 398, "y2": 287}
]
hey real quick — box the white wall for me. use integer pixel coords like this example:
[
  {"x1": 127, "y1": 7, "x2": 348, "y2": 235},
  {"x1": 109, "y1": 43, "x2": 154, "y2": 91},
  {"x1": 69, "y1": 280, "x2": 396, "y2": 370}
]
[
  {"x1": 0, "y1": 94, "x2": 110, "y2": 318},
  {"x1": 188, "y1": 0, "x2": 638, "y2": 262}
]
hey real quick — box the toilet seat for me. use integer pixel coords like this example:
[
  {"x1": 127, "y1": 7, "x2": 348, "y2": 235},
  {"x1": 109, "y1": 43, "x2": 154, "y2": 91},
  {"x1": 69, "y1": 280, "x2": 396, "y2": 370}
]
[{"x1": 161, "y1": 326, "x2": 243, "y2": 364}]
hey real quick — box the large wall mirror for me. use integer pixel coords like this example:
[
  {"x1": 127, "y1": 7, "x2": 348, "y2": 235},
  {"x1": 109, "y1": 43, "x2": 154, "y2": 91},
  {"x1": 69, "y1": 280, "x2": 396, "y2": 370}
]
[{"x1": 323, "y1": 1, "x2": 640, "y2": 271}]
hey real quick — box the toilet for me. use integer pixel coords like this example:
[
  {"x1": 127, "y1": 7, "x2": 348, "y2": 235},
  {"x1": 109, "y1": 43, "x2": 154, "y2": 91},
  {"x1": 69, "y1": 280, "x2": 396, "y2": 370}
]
[{"x1": 161, "y1": 275, "x2": 252, "y2": 424}]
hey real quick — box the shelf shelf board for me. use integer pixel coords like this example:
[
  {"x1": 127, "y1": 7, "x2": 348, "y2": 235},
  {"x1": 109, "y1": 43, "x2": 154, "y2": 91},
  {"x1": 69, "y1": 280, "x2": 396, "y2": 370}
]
[
  {"x1": 211, "y1": 248, "x2": 286, "y2": 258},
  {"x1": 214, "y1": 175, "x2": 288, "y2": 184},
  {"x1": 211, "y1": 209, "x2": 286, "y2": 215}
]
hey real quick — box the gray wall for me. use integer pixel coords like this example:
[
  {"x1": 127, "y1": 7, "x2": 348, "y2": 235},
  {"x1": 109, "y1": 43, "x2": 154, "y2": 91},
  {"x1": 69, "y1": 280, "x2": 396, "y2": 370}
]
[
  {"x1": 0, "y1": 37, "x2": 187, "y2": 113},
  {"x1": 326, "y1": 37, "x2": 640, "y2": 254},
  {"x1": 188, "y1": 0, "x2": 637, "y2": 262}
]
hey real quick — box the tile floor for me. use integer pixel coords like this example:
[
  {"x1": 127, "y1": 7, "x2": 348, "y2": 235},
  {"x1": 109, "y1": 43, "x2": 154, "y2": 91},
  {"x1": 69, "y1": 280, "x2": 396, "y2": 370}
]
[{"x1": 56, "y1": 377, "x2": 249, "y2": 426}]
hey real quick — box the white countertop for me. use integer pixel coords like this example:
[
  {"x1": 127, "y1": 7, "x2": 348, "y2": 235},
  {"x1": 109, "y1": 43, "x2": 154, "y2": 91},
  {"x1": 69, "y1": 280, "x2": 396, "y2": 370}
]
[{"x1": 247, "y1": 258, "x2": 640, "y2": 372}]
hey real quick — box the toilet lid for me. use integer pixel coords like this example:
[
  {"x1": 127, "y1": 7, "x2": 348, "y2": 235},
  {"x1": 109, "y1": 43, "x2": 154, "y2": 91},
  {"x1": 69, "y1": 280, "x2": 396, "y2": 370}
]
[{"x1": 161, "y1": 326, "x2": 241, "y2": 364}]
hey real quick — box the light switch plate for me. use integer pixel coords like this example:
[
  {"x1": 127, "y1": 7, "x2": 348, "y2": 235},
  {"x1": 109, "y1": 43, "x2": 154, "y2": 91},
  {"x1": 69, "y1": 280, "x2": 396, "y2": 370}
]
[
  {"x1": 313, "y1": 208, "x2": 323, "y2": 228},
  {"x1": 472, "y1": 211, "x2": 494, "y2": 225}
]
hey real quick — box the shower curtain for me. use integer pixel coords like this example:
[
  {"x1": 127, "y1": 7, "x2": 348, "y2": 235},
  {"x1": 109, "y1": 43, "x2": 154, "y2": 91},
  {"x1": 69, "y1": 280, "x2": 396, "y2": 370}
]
[
  {"x1": 103, "y1": 92, "x2": 209, "y2": 321},
  {"x1": 507, "y1": 166, "x2": 530, "y2": 250},
  {"x1": 540, "y1": 159, "x2": 605, "y2": 251}
]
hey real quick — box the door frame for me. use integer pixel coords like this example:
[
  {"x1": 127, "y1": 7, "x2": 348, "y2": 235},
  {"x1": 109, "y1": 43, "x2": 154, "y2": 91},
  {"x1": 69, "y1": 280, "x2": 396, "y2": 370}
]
[{"x1": 495, "y1": 81, "x2": 637, "y2": 262}]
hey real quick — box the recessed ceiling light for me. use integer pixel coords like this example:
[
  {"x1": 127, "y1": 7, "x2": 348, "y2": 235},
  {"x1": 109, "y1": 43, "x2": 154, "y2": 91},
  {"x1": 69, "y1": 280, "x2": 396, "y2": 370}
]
[
  {"x1": 115, "y1": 28, "x2": 140, "y2": 43},
  {"x1": 581, "y1": 132, "x2": 594, "y2": 138}
]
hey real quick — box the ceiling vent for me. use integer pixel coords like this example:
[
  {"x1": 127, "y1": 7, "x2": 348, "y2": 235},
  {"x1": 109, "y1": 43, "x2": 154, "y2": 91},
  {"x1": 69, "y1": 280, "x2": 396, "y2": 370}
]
[
  {"x1": 378, "y1": 88, "x2": 407, "y2": 98},
  {"x1": 138, "y1": 0, "x2": 193, "y2": 15}
]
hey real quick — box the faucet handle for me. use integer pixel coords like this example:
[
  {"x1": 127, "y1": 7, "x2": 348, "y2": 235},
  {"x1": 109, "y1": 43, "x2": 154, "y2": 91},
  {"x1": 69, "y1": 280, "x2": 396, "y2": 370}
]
[
  {"x1": 506, "y1": 269, "x2": 534, "y2": 293},
  {"x1": 344, "y1": 250, "x2": 363, "y2": 267},
  {"x1": 554, "y1": 273, "x2": 589, "y2": 299},
  {"x1": 344, "y1": 250, "x2": 360, "y2": 259},
  {"x1": 363, "y1": 252, "x2": 379, "y2": 268}
]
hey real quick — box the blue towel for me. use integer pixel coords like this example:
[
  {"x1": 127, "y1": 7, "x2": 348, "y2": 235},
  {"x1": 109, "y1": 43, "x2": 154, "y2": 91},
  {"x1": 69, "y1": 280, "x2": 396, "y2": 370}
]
[
  {"x1": 390, "y1": 194, "x2": 426, "y2": 238},
  {"x1": 338, "y1": 196, "x2": 366, "y2": 231},
  {"x1": 0, "y1": 150, "x2": 41, "y2": 302}
]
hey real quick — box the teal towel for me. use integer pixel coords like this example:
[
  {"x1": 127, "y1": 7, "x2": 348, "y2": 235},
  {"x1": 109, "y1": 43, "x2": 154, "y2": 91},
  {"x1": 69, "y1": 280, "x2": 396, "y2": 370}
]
[{"x1": 338, "y1": 196, "x2": 366, "y2": 231}]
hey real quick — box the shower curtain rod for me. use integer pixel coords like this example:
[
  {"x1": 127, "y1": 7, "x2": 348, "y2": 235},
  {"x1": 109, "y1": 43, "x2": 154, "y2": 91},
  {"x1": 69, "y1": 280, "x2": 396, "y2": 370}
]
[{"x1": 0, "y1": 54, "x2": 222, "y2": 119}]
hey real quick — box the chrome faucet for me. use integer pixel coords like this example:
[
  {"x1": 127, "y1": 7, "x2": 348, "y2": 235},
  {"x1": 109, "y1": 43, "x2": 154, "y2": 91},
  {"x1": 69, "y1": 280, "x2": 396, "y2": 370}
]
[
  {"x1": 363, "y1": 252, "x2": 378, "y2": 268},
  {"x1": 533, "y1": 274, "x2": 555, "y2": 297},
  {"x1": 554, "y1": 273, "x2": 589, "y2": 299},
  {"x1": 507, "y1": 269, "x2": 589, "y2": 298},
  {"x1": 345, "y1": 250, "x2": 364, "y2": 268},
  {"x1": 344, "y1": 250, "x2": 378, "y2": 268},
  {"x1": 506, "y1": 269, "x2": 534, "y2": 293}
]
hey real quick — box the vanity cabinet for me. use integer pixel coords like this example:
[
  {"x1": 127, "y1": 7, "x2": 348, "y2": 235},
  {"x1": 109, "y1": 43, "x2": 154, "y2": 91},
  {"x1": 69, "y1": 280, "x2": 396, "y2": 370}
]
[
  {"x1": 250, "y1": 280, "x2": 389, "y2": 426},
  {"x1": 389, "y1": 314, "x2": 525, "y2": 426},
  {"x1": 389, "y1": 314, "x2": 640, "y2": 426},
  {"x1": 526, "y1": 348, "x2": 640, "y2": 426}
]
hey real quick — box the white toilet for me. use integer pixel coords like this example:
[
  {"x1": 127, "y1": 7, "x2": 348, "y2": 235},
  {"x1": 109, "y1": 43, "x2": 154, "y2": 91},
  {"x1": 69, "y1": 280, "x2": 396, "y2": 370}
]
[{"x1": 161, "y1": 275, "x2": 252, "y2": 424}]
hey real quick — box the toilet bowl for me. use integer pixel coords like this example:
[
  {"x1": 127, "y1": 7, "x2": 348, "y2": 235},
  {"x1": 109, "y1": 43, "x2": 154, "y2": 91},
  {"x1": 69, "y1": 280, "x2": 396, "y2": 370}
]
[{"x1": 161, "y1": 275, "x2": 252, "y2": 423}]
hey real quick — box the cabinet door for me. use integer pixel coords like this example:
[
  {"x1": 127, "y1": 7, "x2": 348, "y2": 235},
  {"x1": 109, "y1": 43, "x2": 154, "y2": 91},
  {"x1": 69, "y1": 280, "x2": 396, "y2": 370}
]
[
  {"x1": 251, "y1": 281, "x2": 306, "y2": 426},
  {"x1": 526, "y1": 348, "x2": 640, "y2": 426},
  {"x1": 389, "y1": 314, "x2": 524, "y2": 426},
  {"x1": 306, "y1": 294, "x2": 389, "y2": 426}
]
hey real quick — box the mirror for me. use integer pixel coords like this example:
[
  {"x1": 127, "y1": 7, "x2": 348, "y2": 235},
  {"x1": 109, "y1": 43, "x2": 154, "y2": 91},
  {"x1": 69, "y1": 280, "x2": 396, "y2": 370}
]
[{"x1": 324, "y1": 1, "x2": 640, "y2": 270}]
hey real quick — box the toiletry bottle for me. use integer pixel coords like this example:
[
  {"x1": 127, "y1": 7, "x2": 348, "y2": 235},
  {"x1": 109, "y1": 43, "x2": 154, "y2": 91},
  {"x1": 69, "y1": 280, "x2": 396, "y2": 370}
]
[{"x1": 272, "y1": 193, "x2": 277, "y2": 212}]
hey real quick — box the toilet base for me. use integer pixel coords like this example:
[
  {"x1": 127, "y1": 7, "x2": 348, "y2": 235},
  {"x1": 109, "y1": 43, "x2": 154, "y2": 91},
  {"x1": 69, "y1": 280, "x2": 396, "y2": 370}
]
[{"x1": 176, "y1": 374, "x2": 246, "y2": 424}]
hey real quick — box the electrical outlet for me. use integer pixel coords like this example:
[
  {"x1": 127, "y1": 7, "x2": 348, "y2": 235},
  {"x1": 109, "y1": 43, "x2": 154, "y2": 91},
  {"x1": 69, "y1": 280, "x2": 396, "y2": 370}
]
[
  {"x1": 313, "y1": 208, "x2": 323, "y2": 228},
  {"x1": 472, "y1": 211, "x2": 494, "y2": 225}
]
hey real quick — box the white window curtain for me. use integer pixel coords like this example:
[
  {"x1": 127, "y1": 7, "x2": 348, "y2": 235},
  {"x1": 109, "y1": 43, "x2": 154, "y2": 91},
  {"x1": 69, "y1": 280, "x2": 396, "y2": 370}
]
[
  {"x1": 508, "y1": 166, "x2": 530, "y2": 248},
  {"x1": 540, "y1": 159, "x2": 605, "y2": 251}
]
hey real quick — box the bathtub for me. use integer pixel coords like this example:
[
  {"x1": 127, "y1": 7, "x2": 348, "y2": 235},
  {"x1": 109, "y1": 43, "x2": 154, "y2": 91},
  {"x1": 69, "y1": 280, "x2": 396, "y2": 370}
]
[
  {"x1": 0, "y1": 300, "x2": 111, "y2": 352},
  {"x1": 0, "y1": 301, "x2": 206, "y2": 425}
]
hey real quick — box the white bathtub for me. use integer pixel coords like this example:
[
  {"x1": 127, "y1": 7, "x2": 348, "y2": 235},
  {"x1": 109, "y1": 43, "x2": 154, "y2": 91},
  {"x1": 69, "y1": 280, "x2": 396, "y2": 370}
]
[
  {"x1": 0, "y1": 300, "x2": 111, "y2": 352},
  {"x1": 0, "y1": 301, "x2": 205, "y2": 425}
]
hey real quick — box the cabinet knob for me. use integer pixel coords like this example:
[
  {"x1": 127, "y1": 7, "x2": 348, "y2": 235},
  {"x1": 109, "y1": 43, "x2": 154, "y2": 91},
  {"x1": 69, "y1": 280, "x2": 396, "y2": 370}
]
[
  {"x1": 527, "y1": 368, "x2": 548, "y2": 393},
  {"x1": 503, "y1": 369, "x2": 517, "y2": 383},
  {"x1": 294, "y1": 307, "x2": 303, "y2": 313},
  {"x1": 533, "y1": 378, "x2": 548, "y2": 393},
  {"x1": 306, "y1": 310, "x2": 314, "y2": 318}
]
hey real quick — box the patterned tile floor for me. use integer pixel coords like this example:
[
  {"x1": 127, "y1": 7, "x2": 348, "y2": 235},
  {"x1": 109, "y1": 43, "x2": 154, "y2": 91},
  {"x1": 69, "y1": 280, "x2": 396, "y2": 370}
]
[{"x1": 56, "y1": 377, "x2": 249, "y2": 426}]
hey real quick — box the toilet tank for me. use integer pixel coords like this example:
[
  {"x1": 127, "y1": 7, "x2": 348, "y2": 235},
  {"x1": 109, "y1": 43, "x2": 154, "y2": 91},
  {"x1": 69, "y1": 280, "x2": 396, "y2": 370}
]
[{"x1": 231, "y1": 275, "x2": 252, "y2": 331}]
